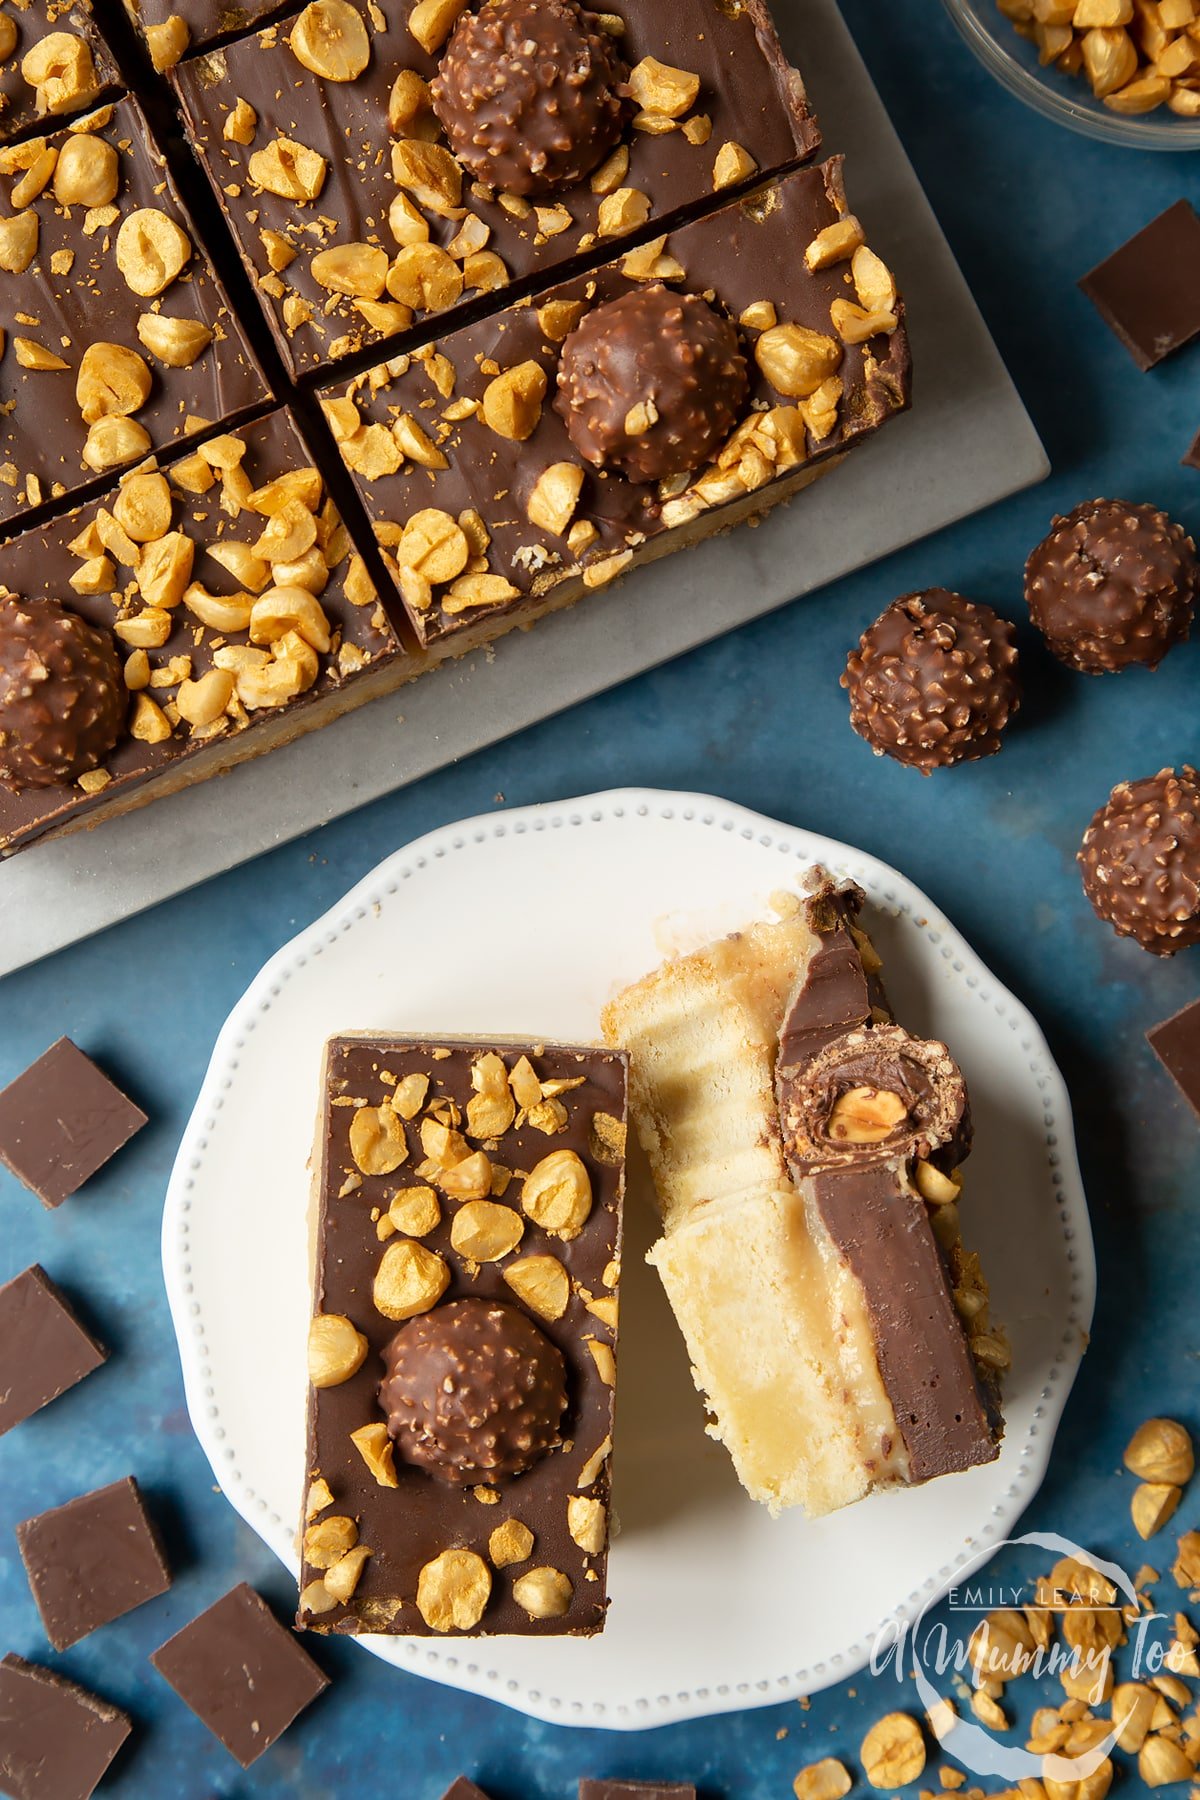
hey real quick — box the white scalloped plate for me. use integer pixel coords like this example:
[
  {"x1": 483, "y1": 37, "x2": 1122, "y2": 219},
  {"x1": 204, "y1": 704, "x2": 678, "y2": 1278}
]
[{"x1": 162, "y1": 789, "x2": 1095, "y2": 1730}]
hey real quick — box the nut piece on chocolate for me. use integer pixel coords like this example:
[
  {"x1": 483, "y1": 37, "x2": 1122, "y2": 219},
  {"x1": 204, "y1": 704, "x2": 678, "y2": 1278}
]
[
  {"x1": 842, "y1": 590, "x2": 1021, "y2": 773},
  {"x1": 432, "y1": 0, "x2": 627, "y2": 196},
  {"x1": 0, "y1": 1037, "x2": 147, "y2": 1207},
  {"x1": 0, "y1": 594, "x2": 125, "y2": 792},
  {"x1": 1079, "y1": 766, "x2": 1200, "y2": 955},
  {"x1": 150, "y1": 1583, "x2": 328, "y2": 1767},
  {"x1": 0, "y1": 1265, "x2": 106, "y2": 1435},
  {"x1": 556, "y1": 284, "x2": 749, "y2": 483},
  {"x1": 16, "y1": 1475, "x2": 171, "y2": 1651},
  {"x1": 381, "y1": 1296, "x2": 568, "y2": 1484},
  {"x1": 0, "y1": 4, "x2": 122, "y2": 145},
  {"x1": 0, "y1": 1654, "x2": 131, "y2": 1800},
  {"x1": 1025, "y1": 499, "x2": 1199, "y2": 674}
]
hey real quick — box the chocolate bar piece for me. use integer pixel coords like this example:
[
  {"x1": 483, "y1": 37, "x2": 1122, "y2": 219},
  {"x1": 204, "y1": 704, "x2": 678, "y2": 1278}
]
[
  {"x1": 580, "y1": 1785, "x2": 696, "y2": 1800},
  {"x1": 0, "y1": 408, "x2": 413, "y2": 856},
  {"x1": 0, "y1": 2, "x2": 121, "y2": 145},
  {"x1": 16, "y1": 1475, "x2": 171, "y2": 1650},
  {"x1": 0, "y1": 1265, "x2": 106, "y2": 1434},
  {"x1": 172, "y1": 0, "x2": 818, "y2": 377},
  {"x1": 122, "y1": 0, "x2": 290, "y2": 63},
  {"x1": 0, "y1": 1038, "x2": 145, "y2": 1205},
  {"x1": 602, "y1": 879, "x2": 1002, "y2": 1517},
  {"x1": 150, "y1": 1583, "x2": 328, "y2": 1767},
  {"x1": 299, "y1": 1034, "x2": 627, "y2": 1637},
  {"x1": 1080, "y1": 200, "x2": 1200, "y2": 371},
  {"x1": 0, "y1": 97, "x2": 268, "y2": 527},
  {"x1": 441, "y1": 1781, "x2": 494, "y2": 1800},
  {"x1": 0, "y1": 1656, "x2": 130, "y2": 1800},
  {"x1": 322, "y1": 158, "x2": 909, "y2": 653},
  {"x1": 1148, "y1": 997, "x2": 1200, "y2": 1116}
]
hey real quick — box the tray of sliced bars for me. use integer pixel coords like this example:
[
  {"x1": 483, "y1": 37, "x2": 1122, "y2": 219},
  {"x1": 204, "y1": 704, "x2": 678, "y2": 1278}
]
[{"x1": 0, "y1": 0, "x2": 1045, "y2": 974}]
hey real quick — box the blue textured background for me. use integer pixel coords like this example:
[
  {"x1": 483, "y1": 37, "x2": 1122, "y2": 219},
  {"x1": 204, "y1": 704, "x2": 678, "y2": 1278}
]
[{"x1": 3, "y1": 3, "x2": 1200, "y2": 1794}]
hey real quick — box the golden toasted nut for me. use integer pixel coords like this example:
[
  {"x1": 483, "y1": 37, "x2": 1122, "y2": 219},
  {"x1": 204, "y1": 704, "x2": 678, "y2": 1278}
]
[
  {"x1": 793, "y1": 1760, "x2": 853, "y2": 1800},
  {"x1": 1124, "y1": 1419, "x2": 1195, "y2": 1485},
  {"x1": 501, "y1": 1254, "x2": 569, "y2": 1321},
  {"x1": 116, "y1": 208, "x2": 192, "y2": 297},
  {"x1": 136, "y1": 313, "x2": 214, "y2": 368},
  {"x1": 488, "y1": 1519, "x2": 534, "y2": 1567},
  {"x1": 113, "y1": 470, "x2": 172, "y2": 542},
  {"x1": 249, "y1": 135, "x2": 328, "y2": 202},
  {"x1": 82, "y1": 415, "x2": 152, "y2": 472},
  {"x1": 249, "y1": 585, "x2": 332, "y2": 655},
  {"x1": 755, "y1": 322, "x2": 842, "y2": 398},
  {"x1": 289, "y1": 0, "x2": 371, "y2": 79},
  {"x1": 311, "y1": 240, "x2": 389, "y2": 299},
  {"x1": 323, "y1": 1543, "x2": 371, "y2": 1603},
  {"x1": 481, "y1": 361, "x2": 546, "y2": 441},
  {"x1": 527, "y1": 462, "x2": 584, "y2": 536},
  {"x1": 303, "y1": 1513, "x2": 357, "y2": 1569},
  {"x1": 860, "y1": 1714, "x2": 926, "y2": 1790},
  {"x1": 0, "y1": 15, "x2": 15, "y2": 60},
  {"x1": 521, "y1": 1151, "x2": 593, "y2": 1240},
  {"x1": 76, "y1": 342, "x2": 153, "y2": 424},
  {"x1": 1131, "y1": 1482, "x2": 1182, "y2": 1540},
  {"x1": 396, "y1": 508, "x2": 469, "y2": 584},
  {"x1": 566, "y1": 1495, "x2": 606, "y2": 1554},
  {"x1": 176, "y1": 668, "x2": 235, "y2": 728},
  {"x1": 349, "y1": 1421, "x2": 398, "y2": 1487},
  {"x1": 146, "y1": 14, "x2": 190, "y2": 70},
  {"x1": 450, "y1": 1199, "x2": 524, "y2": 1262},
  {"x1": 21, "y1": 32, "x2": 99, "y2": 112},
  {"x1": 53, "y1": 132, "x2": 118, "y2": 207},
  {"x1": 307, "y1": 1312, "x2": 368, "y2": 1387},
  {"x1": 349, "y1": 1102, "x2": 408, "y2": 1175},
  {"x1": 512, "y1": 1566, "x2": 572, "y2": 1619},
  {"x1": 373, "y1": 1238, "x2": 449, "y2": 1320},
  {"x1": 415, "y1": 1547, "x2": 491, "y2": 1631},
  {"x1": 0, "y1": 210, "x2": 38, "y2": 273}
]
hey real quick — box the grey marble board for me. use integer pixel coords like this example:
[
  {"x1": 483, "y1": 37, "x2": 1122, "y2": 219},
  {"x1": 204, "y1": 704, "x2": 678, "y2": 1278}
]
[{"x1": 0, "y1": 0, "x2": 1048, "y2": 977}]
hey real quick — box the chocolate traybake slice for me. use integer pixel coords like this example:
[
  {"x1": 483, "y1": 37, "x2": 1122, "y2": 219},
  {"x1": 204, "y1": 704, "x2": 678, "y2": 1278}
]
[
  {"x1": 322, "y1": 157, "x2": 910, "y2": 654},
  {"x1": 0, "y1": 96, "x2": 267, "y2": 527},
  {"x1": 0, "y1": 407, "x2": 412, "y2": 854},
  {"x1": 171, "y1": 0, "x2": 819, "y2": 377},
  {"x1": 0, "y1": 0, "x2": 122, "y2": 144},
  {"x1": 602, "y1": 878, "x2": 1003, "y2": 1518},
  {"x1": 299, "y1": 1034, "x2": 627, "y2": 1636}
]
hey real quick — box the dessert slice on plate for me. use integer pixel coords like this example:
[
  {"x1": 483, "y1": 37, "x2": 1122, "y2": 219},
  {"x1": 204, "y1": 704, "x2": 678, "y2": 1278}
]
[
  {"x1": 300, "y1": 1034, "x2": 627, "y2": 1636},
  {"x1": 602, "y1": 875, "x2": 1004, "y2": 1518}
]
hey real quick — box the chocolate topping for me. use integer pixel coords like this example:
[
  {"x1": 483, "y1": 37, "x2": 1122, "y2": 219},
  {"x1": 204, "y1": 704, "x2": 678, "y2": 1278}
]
[
  {"x1": 1079, "y1": 766, "x2": 1200, "y2": 955},
  {"x1": 842, "y1": 589, "x2": 1021, "y2": 773},
  {"x1": 0, "y1": 1264, "x2": 106, "y2": 1436},
  {"x1": 1024, "y1": 499, "x2": 1199, "y2": 674},
  {"x1": 0, "y1": 595, "x2": 124, "y2": 793},
  {"x1": 780, "y1": 1023, "x2": 972, "y2": 1178},
  {"x1": 773, "y1": 881, "x2": 1000, "y2": 1481},
  {"x1": 431, "y1": 0, "x2": 627, "y2": 197},
  {"x1": 555, "y1": 284, "x2": 750, "y2": 483},
  {"x1": 380, "y1": 1296, "x2": 568, "y2": 1486}
]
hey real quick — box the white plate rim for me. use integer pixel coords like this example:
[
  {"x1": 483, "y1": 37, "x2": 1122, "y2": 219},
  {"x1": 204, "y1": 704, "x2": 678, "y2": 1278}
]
[{"x1": 161, "y1": 786, "x2": 1096, "y2": 1730}]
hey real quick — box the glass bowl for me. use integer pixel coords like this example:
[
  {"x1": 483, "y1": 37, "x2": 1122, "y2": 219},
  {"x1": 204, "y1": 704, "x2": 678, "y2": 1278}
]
[{"x1": 941, "y1": 0, "x2": 1200, "y2": 150}]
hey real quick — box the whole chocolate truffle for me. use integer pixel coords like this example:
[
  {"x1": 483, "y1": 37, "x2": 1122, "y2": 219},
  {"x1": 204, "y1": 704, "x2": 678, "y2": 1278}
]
[
  {"x1": 841, "y1": 589, "x2": 1021, "y2": 774},
  {"x1": 556, "y1": 284, "x2": 749, "y2": 484},
  {"x1": 431, "y1": 0, "x2": 627, "y2": 198},
  {"x1": 1079, "y1": 766, "x2": 1200, "y2": 955},
  {"x1": 379, "y1": 1297, "x2": 567, "y2": 1486},
  {"x1": 1024, "y1": 499, "x2": 1198, "y2": 674},
  {"x1": 0, "y1": 593, "x2": 125, "y2": 792}
]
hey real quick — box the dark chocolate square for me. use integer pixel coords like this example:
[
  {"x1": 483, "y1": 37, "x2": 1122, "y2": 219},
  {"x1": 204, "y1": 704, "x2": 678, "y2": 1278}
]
[
  {"x1": 150, "y1": 1583, "x2": 328, "y2": 1767},
  {"x1": 440, "y1": 1781, "x2": 494, "y2": 1800},
  {"x1": 16, "y1": 1475, "x2": 171, "y2": 1651},
  {"x1": 1080, "y1": 200, "x2": 1200, "y2": 371},
  {"x1": 579, "y1": 1784, "x2": 697, "y2": 1800},
  {"x1": 1184, "y1": 426, "x2": 1200, "y2": 472},
  {"x1": 0, "y1": 1038, "x2": 146, "y2": 1208},
  {"x1": 0, "y1": 1654, "x2": 131, "y2": 1800},
  {"x1": 1148, "y1": 997, "x2": 1200, "y2": 1115},
  {"x1": 0, "y1": 1264, "x2": 107, "y2": 1434}
]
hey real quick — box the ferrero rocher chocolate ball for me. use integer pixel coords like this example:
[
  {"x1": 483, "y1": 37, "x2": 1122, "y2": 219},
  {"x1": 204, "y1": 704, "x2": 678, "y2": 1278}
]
[
  {"x1": 555, "y1": 284, "x2": 749, "y2": 484},
  {"x1": 1079, "y1": 767, "x2": 1200, "y2": 956},
  {"x1": 0, "y1": 593, "x2": 125, "y2": 792},
  {"x1": 1024, "y1": 499, "x2": 1198, "y2": 674},
  {"x1": 430, "y1": 0, "x2": 627, "y2": 198},
  {"x1": 379, "y1": 1297, "x2": 567, "y2": 1486},
  {"x1": 841, "y1": 589, "x2": 1021, "y2": 774}
]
